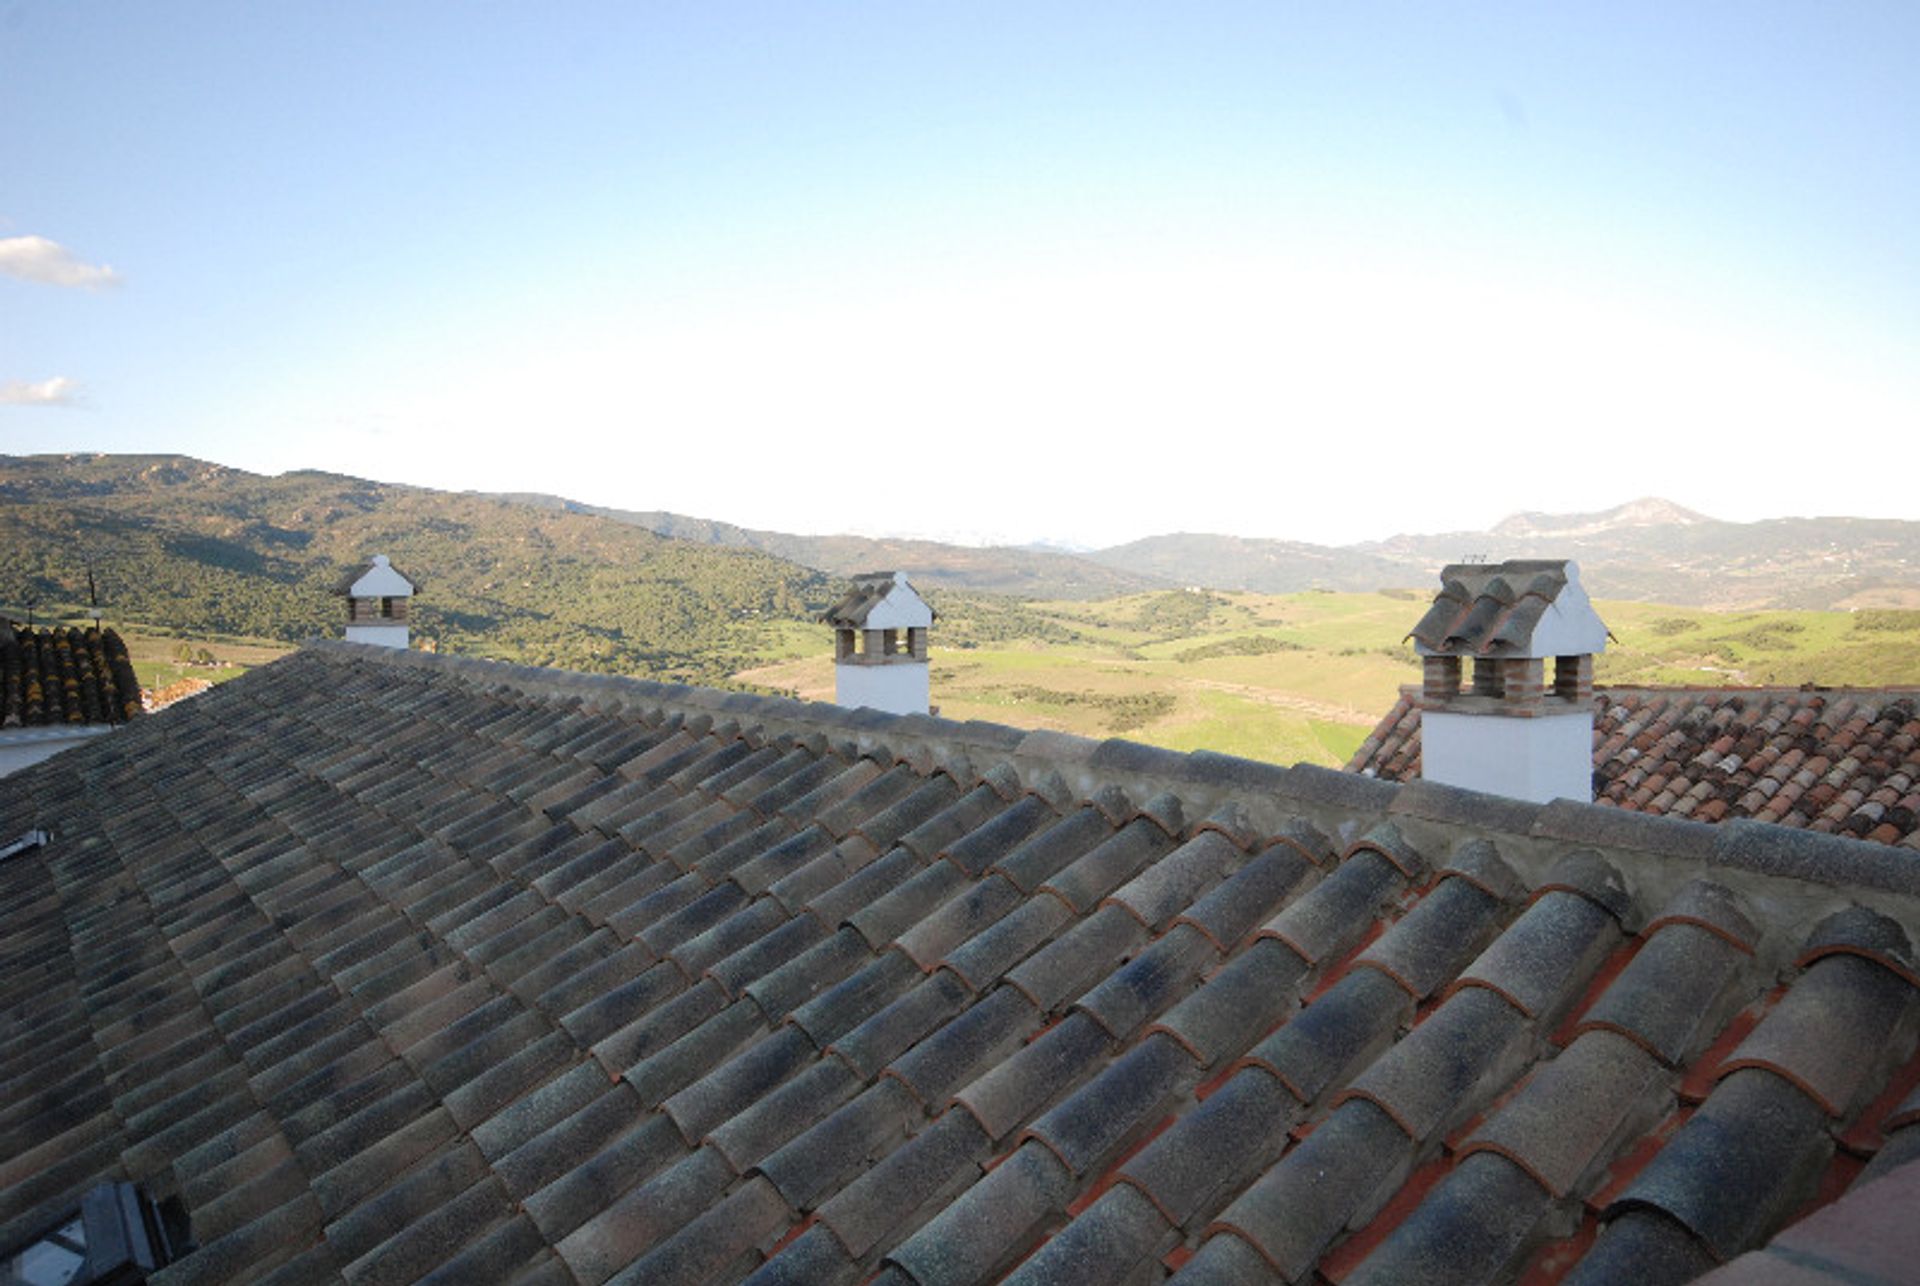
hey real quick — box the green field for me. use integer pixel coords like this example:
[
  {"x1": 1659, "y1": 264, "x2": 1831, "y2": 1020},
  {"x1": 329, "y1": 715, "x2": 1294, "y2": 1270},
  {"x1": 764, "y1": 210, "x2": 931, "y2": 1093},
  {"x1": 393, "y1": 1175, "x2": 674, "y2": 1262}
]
[
  {"x1": 56, "y1": 589, "x2": 1918, "y2": 771},
  {"x1": 120, "y1": 630, "x2": 294, "y2": 691},
  {"x1": 734, "y1": 591, "x2": 1920, "y2": 769}
]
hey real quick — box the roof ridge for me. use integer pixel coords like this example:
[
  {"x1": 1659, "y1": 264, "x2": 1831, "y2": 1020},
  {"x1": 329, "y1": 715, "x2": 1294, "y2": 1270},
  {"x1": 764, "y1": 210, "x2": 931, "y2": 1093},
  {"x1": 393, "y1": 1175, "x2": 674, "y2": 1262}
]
[{"x1": 297, "y1": 641, "x2": 1920, "y2": 905}]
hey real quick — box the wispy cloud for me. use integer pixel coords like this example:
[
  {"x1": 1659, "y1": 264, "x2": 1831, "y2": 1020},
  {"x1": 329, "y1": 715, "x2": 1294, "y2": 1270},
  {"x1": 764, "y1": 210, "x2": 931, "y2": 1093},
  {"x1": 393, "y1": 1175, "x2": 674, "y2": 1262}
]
[
  {"x1": 0, "y1": 376, "x2": 81, "y2": 406},
  {"x1": 0, "y1": 235, "x2": 121, "y2": 289}
]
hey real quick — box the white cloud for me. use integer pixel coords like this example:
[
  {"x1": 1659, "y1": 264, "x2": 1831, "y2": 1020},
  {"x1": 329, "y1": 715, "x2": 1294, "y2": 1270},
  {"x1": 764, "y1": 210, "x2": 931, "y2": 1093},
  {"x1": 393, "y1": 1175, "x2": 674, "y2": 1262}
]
[
  {"x1": 0, "y1": 376, "x2": 81, "y2": 406},
  {"x1": 0, "y1": 235, "x2": 121, "y2": 288}
]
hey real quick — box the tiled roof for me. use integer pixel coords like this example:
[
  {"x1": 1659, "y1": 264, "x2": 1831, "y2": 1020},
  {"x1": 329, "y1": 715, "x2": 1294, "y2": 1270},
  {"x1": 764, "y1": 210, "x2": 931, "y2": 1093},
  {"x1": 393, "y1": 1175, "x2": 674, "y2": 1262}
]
[
  {"x1": 1408, "y1": 559, "x2": 1577, "y2": 656},
  {"x1": 820, "y1": 572, "x2": 932, "y2": 630},
  {"x1": 820, "y1": 572, "x2": 899, "y2": 628},
  {"x1": 1349, "y1": 685, "x2": 1920, "y2": 849},
  {"x1": 0, "y1": 623, "x2": 142, "y2": 729},
  {"x1": 4, "y1": 644, "x2": 1919, "y2": 1285}
]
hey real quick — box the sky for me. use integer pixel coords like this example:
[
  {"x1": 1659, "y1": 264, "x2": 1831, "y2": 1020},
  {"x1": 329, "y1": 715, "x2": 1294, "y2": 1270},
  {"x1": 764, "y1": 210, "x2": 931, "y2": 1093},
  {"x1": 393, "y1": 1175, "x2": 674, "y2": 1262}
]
[{"x1": 3, "y1": 3, "x2": 1916, "y2": 548}]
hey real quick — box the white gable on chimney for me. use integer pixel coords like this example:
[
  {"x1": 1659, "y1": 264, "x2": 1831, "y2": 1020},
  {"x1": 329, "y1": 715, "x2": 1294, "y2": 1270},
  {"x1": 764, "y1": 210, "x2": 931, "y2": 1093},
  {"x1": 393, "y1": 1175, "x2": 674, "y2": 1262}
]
[
  {"x1": 823, "y1": 572, "x2": 934, "y2": 716},
  {"x1": 342, "y1": 554, "x2": 415, "y2": 600},
  {"x1": 1409, "y1": 558, "x2": 1607, "y2": 805},
  {"x1": 1409, "y1": 559, "x2": 1606, "y2": 660},
  {"x1": 822, "y1": 572, "x2": 933, "y2": 631}
]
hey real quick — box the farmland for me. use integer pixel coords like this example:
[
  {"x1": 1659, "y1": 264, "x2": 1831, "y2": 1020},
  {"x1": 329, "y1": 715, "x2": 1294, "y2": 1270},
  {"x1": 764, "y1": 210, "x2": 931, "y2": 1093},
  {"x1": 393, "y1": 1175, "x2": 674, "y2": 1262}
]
[{"x1": 735, "y1": 590, "x2": 1920, "y2": 768}]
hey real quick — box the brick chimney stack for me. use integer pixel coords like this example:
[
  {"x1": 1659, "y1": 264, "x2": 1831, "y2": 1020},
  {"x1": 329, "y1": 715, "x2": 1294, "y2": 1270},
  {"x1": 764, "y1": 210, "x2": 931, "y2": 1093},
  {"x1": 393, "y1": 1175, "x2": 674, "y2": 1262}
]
[
  {"x1": 334, "y1": 555, "x2": 416, "y2": 649},
  {"x1": 1408, "y1": 559, "x2": 1606, "y2": 803},
  {"x1": 822, "y1": 572, "x2": 933, "y2": 716}
]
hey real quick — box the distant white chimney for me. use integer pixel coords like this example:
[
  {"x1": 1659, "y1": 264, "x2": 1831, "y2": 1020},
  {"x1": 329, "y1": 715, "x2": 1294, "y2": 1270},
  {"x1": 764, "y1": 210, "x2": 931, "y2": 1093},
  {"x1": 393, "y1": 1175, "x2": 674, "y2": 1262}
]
[
  {"x1": 1409, "y1": 559, "x2": 1606, "y2": 803},
  {"x1": 822, "y1": 572, "x2": 933, "y2": 716},
  {"x1": 335, "y1": 554, "x2": 416, "y2": 649}
]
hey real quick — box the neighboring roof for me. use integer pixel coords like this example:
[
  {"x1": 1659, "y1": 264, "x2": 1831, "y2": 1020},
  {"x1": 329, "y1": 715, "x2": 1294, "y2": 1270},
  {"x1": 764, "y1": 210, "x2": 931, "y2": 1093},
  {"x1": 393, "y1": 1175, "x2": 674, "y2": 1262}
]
[
  {"x1": 822, "y1": 571, "x2": 934, "y2": 631},
  {"x1": 1408, "y1": 558, "x2": 1608, "y2": 659},
  {"x1": 4, "y1": 643, "x2": 1919, "y2": 1286},
  {"x1": 0, "y1": 623, "x2": 141, "y2": 729},
  {"x1": 1350, "y1": 685, "x2": 1920, "y2": 850},
  {"x1": 332, "y1": 553, "x2": 418, "y2": 598}
]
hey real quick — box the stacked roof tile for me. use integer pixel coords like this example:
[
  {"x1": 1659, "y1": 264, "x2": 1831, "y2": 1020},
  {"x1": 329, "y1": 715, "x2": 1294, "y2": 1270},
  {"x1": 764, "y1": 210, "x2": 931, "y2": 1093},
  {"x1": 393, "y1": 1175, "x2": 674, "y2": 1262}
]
[
  {"x1": 4, "y1": 644, "x2": 1919, "y2": 1285},
  {"x1": 820, "y1": 572, "x2": 930, "y2": 630},
  {"x1": 1349, "y1": 686, "x2": 1920, "y2": 849},
  {"x1": 1406, "y1": 560, "x2": 1573, "y2": 656},
  {"x1": 0, "y1": 623, "x2": 142, "y2": 728}
]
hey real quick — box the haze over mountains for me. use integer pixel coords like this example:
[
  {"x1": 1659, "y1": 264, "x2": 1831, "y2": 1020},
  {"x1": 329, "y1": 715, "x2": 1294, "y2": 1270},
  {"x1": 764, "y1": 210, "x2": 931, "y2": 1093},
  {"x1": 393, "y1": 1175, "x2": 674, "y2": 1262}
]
[
  {"x1": 3, "y1": 455, "x2": 1915, "y2": 675},
  {"x1": 495, "y1": 493, "x2": 1158, "y2": 599},
  {"x1": 506, "y1": 488, "x2": 1920, "y2": 610}
]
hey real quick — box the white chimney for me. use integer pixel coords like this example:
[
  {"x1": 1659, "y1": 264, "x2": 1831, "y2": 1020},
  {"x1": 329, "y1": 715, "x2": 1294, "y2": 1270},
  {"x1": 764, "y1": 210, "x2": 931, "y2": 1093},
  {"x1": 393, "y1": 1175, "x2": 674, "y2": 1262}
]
[
  {"x1": 336, "y1": 554, "x2": 416, "y2": 649},
  {"x1": 822, "y1": 571, "x2": 933, "y2": 716},
  {"x1": 1409, "y1": 559, "x2": 1605, "y2": 804}
]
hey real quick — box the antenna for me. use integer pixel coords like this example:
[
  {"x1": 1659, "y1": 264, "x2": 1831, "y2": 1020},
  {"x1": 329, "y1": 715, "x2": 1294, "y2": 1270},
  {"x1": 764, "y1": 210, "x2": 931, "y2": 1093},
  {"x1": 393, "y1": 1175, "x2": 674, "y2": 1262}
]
[{"x1": 77, "y1": 542, "x2": 110, "y2": 626}]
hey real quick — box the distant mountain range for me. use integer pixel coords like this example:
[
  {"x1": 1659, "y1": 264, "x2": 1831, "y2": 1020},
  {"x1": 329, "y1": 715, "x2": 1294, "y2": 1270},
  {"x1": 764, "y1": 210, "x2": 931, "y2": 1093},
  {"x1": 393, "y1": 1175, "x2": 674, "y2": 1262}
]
[
  {"x1": 5, "y1": 455, "x2": 1914, "y2": 681},
  {"x1": 1351, "y1": 501, "x2": 1920, "y2": 609},
  {"x1": 492, "y1": 493, "x2": 1166, "y2": 599},
  {"x1": 499, "y1": 491, "x2": 1920, "y2": 610},
  {"x1": 0, "y1": 454, "x2": 827, "y2": 682}
]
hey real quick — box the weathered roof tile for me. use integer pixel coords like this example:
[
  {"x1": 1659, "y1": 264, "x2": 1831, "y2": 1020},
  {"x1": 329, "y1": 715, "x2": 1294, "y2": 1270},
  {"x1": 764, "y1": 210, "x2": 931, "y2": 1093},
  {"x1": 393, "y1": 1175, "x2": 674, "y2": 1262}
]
[
  {"x1": 1206, "y1": 1098, "x2": 1414, "y2": 1280},
  {"x1": 7, "y1": 643, "x2": 1917, "y2": 1285},
  {"x1": 882, "y1": 1140, "x2": 1073, "y2": 1286},
  {"x1": 954, "y1": 1010, "x2": 1111, "y2": 1143},
  {"x1": 755, "y1": 1076, "x2": 922, "y2": 1211},
  {"x1": 1003, "y1": 1181, "x2": 1174, "y2": 1286},
  {"x1": 1463, "y1": 1029, "x2": 1670, "y2": 1197},
  {"x1": 1118, "y1": 1063, "x2": 1296, "y2": 1228},
  {"x1": 1339, "y1": 986, "x2": 1535, "y2": 1143},
  {"x1": 1718, "y1": 948, "x2": 1919, "y2": 1118},
  {"x1": 1605, "y1": 1067, "x2": 1834, "y2": 1262},
  {"x1": 816, "y1": 1107, "x2": 992, "y2": 1258},
  {"x1": 1575, "y1": 921, "x2": 1753, "y2": 1067}
]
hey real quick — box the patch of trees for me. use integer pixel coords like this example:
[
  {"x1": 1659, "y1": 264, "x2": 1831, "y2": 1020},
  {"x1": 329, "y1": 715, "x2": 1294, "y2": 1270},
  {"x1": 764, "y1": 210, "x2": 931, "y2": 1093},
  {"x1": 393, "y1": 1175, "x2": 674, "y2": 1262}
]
[{"x1": 0, "y1": 455, "x2": 833, "y2": 687}]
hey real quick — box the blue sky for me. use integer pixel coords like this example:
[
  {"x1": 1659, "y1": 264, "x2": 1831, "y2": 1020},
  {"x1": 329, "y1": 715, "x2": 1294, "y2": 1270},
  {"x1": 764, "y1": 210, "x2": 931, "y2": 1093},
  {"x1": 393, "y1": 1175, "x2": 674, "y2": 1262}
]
[{"x1": 3, "y1": 3, "x2": 1915, "y2": 546}]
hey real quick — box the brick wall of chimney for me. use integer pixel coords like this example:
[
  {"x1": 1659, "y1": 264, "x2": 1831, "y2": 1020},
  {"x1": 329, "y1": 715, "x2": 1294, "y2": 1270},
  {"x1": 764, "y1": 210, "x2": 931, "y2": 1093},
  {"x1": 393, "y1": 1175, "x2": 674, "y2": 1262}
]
[{"x1": 1423, "y1": 656, "x2": 1462, "y2": 702}]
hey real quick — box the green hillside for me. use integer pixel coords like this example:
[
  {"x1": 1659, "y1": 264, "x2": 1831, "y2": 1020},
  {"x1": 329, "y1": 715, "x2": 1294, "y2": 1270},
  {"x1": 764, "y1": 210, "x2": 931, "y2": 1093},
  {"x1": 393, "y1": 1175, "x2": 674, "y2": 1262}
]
[
  {"x1": 0, "y1": 454, "x2": 830, "y2": 684},
  {"x1": 493, "y1": 492, "x2": 1166, "y2": 600},
  {"x1": 8, "y1": 456, "x2": 1914, "y2": 755}
]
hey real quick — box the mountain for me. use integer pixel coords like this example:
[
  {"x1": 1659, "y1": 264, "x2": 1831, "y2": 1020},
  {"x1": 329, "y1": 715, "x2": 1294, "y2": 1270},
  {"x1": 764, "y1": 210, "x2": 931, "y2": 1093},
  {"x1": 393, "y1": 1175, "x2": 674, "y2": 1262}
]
[
  {"x1": 1488, "y1": 497, "x2": 1712, "y2": 539},
  {"x1": 1, "y1": 455, "x2": 829, "y2": 682},
  {"x1": 491, "y1": 494, "x2": 1165, "y2": 600},
  {"x1": 512, "y1": 484, "x2": 1920, "y2": 610},
  {"x1": 1079, "y1": 499, "x2": 1920, "y2": 610},
  {"x1": 1083, "y1": 533, "x2": 1409, "y2": 594},
  {"x1": 10, "y1": 453, "x2": 1914, "y2": 694},
  {"x1": 1358, "y1": 501, "x2": 1920, "y2": 609}
]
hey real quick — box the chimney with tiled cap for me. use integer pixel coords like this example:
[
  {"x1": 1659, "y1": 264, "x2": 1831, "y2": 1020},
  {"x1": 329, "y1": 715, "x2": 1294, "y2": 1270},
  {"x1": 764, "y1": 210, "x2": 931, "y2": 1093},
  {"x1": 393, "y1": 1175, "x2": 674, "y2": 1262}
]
[
  {"x1": 334, "y1": 554, "x2": 416, "y2": 649},
  {"x1": 822, "y1": 571, "x2": 933, "y2": 716},
  {"x1": 1408, "y1": 558, "x2": 1606, "y2": 803}
]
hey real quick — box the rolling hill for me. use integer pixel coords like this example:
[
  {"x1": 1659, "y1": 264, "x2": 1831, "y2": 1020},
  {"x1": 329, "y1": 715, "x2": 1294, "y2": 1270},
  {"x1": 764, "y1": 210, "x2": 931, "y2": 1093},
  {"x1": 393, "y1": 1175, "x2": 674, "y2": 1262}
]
[
  {"x1": 493, "y1": 493, "x2": 1166, "y2": 600},
  {"x1": 1088, "y1": 499, "x2": 1920, "y2": 609},
  {"x1": 0, "y1": 454, "x2": 830, "y2": 683},
  {"x1": 9, "y1": 453, "x2": 1915, "y2": 712},
  {"x1": 504, "y1": 489, "x2": 1920, "y2": 610}
]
